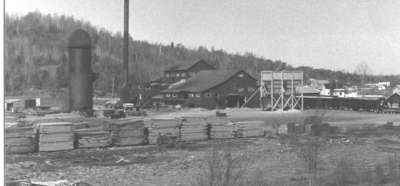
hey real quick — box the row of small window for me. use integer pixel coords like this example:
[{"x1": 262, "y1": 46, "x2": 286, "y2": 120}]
[
  {"x1": 165, "y1": 93, "x2": 201, "y2": 98},
  {"x1": 165, "y1": 93, "x2": 178, "y2": 98},
  {"x1": 165, "y1": 88, "x2": 255, "y2": 98},
  {"x1": 165, "y1": 73, "x2": 187, "y2": 78},
  {"x1": 238, "y1": 87, "x2": 255, "y2": 92}
]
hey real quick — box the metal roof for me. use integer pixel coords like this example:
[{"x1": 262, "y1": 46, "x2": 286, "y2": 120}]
[{"x1": 162, "y1": 70, "x2": 255, "y2": 93}]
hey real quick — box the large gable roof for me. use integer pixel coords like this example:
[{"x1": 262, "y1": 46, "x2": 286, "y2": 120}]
[{"x1": 162, "y1": 70, "x2": 256, "y2": 93}]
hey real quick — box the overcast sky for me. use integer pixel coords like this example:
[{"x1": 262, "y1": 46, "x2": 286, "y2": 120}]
[{"x1": 6, "y1": 0, "x2": 400, "y2": 75}]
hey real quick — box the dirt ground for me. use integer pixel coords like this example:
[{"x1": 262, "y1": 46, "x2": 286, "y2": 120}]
[{"x1": 5, "y1": 109, "x2": 400, "y2": 185}]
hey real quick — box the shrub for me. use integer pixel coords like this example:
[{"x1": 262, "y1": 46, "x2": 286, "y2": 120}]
[
  {"x1": 374, "y1": 164, "x2": 387, "y2": 184},
  {"x1": 193, "y1": 148, "x2": 247, "y2": 186},
  {"x1": 332, "y1": 158, "x2": 357, "y2": 186}
]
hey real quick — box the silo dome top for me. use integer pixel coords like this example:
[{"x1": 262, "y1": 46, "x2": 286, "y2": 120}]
[{"x1": 68, "y1": 29, "x2": 92, "y2": 48}]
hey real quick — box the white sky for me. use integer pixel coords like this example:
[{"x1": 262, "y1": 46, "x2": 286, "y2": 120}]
[{"x1": 5, "y1": 0, "x2": 400, "y2": 75}]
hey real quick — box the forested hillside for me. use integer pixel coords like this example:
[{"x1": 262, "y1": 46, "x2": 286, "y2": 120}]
[{"x1": 5, "y1": 12, "x2": 399, "y2": 96}]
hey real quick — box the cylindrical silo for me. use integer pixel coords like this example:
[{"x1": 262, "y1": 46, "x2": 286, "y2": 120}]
[{"x1": 68, "y1": 29, "x2": 95, "y2": 115}]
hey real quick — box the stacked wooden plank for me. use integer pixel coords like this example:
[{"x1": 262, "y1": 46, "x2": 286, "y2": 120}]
[
  {"x1": 74, "y1": 122, "x2": 111, "y2": 148},
  {"x1": 206, "y1": 117, "x2": 235, "y2": 139},
  {"x1": 180, "y1": 117, "x2": 208, "y2": 141},
  {"x1": 110, "y1": 119, "x2": 145, "y2": 146},
  {"x1": 235, "y1": 121, "x2": 266, "y2": 138},
  {"x1": 148, "y1": 118, "x2": 180, "y2": 144},
  {"x1": 38, "y1": 122, "x2": 74, "y2": 152},
  {"x1": 5, "y1": 127, "x2": 37, "y2": 154}
]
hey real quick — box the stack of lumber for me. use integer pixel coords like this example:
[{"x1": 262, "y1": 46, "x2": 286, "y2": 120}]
[
  {"x1": 74, "y1": 122, "x2": 111, "y2": 148},
  {"x1": 110, "y1": 119, "x2": 145, "y2": 146},
  {"x1": 38, "y1": 122, "x2": 74, "y2": 151},
  {"x1": 180, "y1": 117, "x2": 208, "y2": 141},
  {"x1": 235, "y1": 121, "x2": 266, "y2": 138},
  {"x1": 5, "y1": 127, "x2": 37, "y2": 154},
  {"x1": 206, "y1": 117, "x2": 235, "y2": 139},
  {"x1": 148, "y1": 118, "x2": 180, "y2": 144}
]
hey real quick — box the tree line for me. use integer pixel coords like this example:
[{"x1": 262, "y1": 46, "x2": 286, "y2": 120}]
[{"x1": 5, "y1": 12, "x2": 400, "y2": 96}]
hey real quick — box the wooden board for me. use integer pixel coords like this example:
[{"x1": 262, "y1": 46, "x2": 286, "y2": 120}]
[
  {"x1": 113, "y1": 137, "x2": 145, "y2": 146},
  {"x1": 39, "y1": 122, "x2": 72, "y2": 134},
  {"x1": 5, "y1": 137, "x2": 34, "y2": 146},
  {"x1": 149, "y1": 128, "x2": 179, "y2": 136},
  {"x1": 39, "y1": 141, "x2": 74, "y2": 152},
  {"x1": 237, "y1": 130, "x2": 265, "y2": 138},
  {"x1": 78, "y1": 138, "x2": 110, "y2": 148},
  {"x1": 210, "y1": 132, "x2": 234, "y2": 139},
  {"x1": 76, "y1": 129, "x2": 109, "y2": 136},
  {"x1": 39, "y1": 133, "x2": 73, "y2": 143},
  {"x1": 151, "y1": 119, "x2": 180, "y2": 129},
  {"x1": 235, "y1": 121, "x2": 265, "y2": 128},
  {"x1": 113, "y1": 129, "x2": 144, "y2": 138},
  {"x1": 111, "y1": 119, "x2": 144, "y2": 130},
  {"x1": 5, "y1": 127, "x2": 36, "y2": 138},
  {"x1": 180, "y1": 132, "x2": 207, "y2": 141},
  {"x1": 6, "y1": 145, "x2": 36, "y2": 154}
]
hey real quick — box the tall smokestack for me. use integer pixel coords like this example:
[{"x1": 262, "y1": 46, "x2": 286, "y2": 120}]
[
  {"x1": 120, "y1": 0, "x2": 130, "y2": 102},
  {"x1": 123, "y1": 0, "x2": 129, "y2": 82}
]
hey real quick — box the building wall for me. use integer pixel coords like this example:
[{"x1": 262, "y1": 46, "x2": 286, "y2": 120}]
[
  {"x1": 164, "y1": 70, "x2": 188, "y2": 83},
  {"x1": 199, "y1": 72, "x2": 258, "y2": 109}
]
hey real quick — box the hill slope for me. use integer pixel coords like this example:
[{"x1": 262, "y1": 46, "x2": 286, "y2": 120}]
[{"x1": 4, "y1": 12, "x2": 399, "y2": 96}]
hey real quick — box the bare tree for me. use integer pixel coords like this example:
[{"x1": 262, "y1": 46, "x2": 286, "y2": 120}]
[
  {"x1": 355, "y1": 62, "x2": 371, "y2": 97},
  {"x1": 354, "y1": 62, "x2": 371, "y2": 86}
]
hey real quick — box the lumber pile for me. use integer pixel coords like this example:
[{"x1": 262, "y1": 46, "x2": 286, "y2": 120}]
[
  {"x1": 180, "y1": 117, "x2": 208, "y2": 141},
  {"x1": 235, "y1": 121, "x2": 266, "y2": 138},
  {"x1": 147, "y1": 119, "x2": 180, "y2": 144},
  {"x1": 75, "y1": 122, "x2": 111, "y2": 148},
  {"x1": 38, "y1": 122, "x2": 74, "y2": 152},
  {"x1": 5, "y1": 127, "x2": 37, "y2": 154},
  {"x1": 206, "y1": 117, "x2": 235, "y2": 139},
  {"x1": 110, "y1": 119, "x2": 145, "y2": 146}
]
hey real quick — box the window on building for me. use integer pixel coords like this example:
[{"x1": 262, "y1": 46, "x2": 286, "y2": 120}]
[
  {"x1": 166, "y1": 94, "x2": 171, "y2": 97},
  {"x1": 238, "y1": 73, "x2": 244, "y2": 78},
  {"x1": 176, "y1": 73, "x2": 180, "y2": 77},
  {"x1": 248, "y1": 87, "x2": 255, "y2": 92},
  {"x1": 166, "y1": 73, "x2": 170, "y2": 78},
  {"x1": 181, "y1": 73, "x2": 186, "y2": 77},
  {"x1": 205, "y1": 92, "x2": 211, "y2": 97},
  {"x1": 195, "y1": 93, "x2": 201, "y2": 98},
  {"x1": 188, "y1": 93, "x2": 194, "y2": 98},
  {"x1": 172, "y1": 94, "x2": 177, "y2": 97},
  {"x1": 238, "y1": 88, "x2": 245, "y2": 92}
]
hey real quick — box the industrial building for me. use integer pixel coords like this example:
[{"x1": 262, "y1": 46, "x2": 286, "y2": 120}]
[
  {"x1": 161, "y1": 70, "x2": 258, "y2": 109},
  {"x1": 163, "y1": 59, "x2": 216, "y2": 83}
]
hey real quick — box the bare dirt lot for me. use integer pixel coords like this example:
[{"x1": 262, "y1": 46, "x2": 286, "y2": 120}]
[{"x1": 5, "y1": 109, "x2": 400, "y2": 186}]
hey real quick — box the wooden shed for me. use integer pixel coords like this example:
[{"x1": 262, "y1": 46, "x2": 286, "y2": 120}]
[{"x1": 387, "y1": 93, "x2": 400, "y2": 108}]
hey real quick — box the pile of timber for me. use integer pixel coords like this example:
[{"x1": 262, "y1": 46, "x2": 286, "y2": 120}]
[
  {"x1": 74, "y1": 121, "x2": 111, "y2": 148},
  {"x1": 206, "y1": 117, "x2": 235, "y2": 139},
  {"x1": 235, "y1": 121, "x2": 266, "y2": 138},
  {"x1": 180, "y1": 117, "x2": 208, "y2": 141},
  {"x1": 5, "y1": 127, "x2": 37, "y2": 154},
  {"x1": 38, "y1": 122, "x2": 74, "y2": 151},
  {"x1": 147, "y1": 118, "x2": 180, "y2": 144},
  {"x1": 110, "y1": 119, "x2": 145, "y2": 146}
]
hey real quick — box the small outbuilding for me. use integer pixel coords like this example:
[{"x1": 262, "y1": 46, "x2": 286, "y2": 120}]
[{"x1": 387, "y1": 93, "x2": 400, "y2": 108}]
